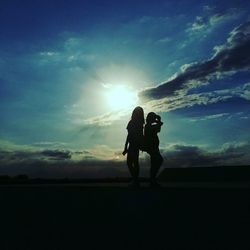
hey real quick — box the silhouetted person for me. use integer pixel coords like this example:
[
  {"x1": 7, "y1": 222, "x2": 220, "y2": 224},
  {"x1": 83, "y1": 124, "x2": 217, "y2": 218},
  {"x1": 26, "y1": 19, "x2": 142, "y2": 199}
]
[
  {"x1": 123, "y1": 106, "x2": 145, "y2": 187},
  {"x1": 144, "y1": 112, "x2": 163, "y2": 187}
]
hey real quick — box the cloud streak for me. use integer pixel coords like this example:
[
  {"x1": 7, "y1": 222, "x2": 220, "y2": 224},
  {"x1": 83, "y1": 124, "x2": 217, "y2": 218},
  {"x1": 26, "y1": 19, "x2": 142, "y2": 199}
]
[{"x1": 139, "y1": 21, "x2": 250, "y2": 102}]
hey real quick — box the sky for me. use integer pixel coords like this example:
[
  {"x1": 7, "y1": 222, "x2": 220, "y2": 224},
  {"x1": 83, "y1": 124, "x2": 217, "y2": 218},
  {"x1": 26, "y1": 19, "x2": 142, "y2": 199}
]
[{"x1": 0, "y1": 0, "x2": 250, "y2": 178}]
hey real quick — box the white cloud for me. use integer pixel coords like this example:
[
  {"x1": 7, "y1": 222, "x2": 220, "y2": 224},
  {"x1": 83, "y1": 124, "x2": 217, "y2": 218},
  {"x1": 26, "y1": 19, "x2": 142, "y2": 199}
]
[
  {"x1": 156, "y1": 37, "x2": 171, "y2": 44},
  {"x1": 209, "y1": 9, "x2": 241, "y2": 26},
  {"x1": 190, "y1": 16, "x2": 207, "y2": 32},
  {"x1": 39, "y1": 51, "x2": 57, "y2": 57},
  {"x1": 186, "y1": 8, "x2": 243, "y2": 35},
  {"x1": 189, "y1": 113, "x2": 230, "y2": 122},
  {"x1": 77, "y1": 110, "x2": 130, "y2": 127}
]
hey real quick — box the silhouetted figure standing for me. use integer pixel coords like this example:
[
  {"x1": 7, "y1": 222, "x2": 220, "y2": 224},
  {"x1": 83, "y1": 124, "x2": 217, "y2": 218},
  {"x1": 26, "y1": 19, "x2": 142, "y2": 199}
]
[
  {"x1": 144, "y1": 112, "x2": 163, "y2": 187},
  {"x1": 123, "y1": 106, "x2": 145, "y2": 187}
]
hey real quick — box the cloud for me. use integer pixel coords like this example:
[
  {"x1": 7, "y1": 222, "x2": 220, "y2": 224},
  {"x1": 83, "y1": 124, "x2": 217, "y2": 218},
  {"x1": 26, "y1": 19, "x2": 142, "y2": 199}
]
[
  {"x1": 82, "y1": 110, "x2": 130, "y2": 126},
  {"x1": 0, "y1": 148, "x2": 71, "y2": 162},
  {"x1": 139, "y1": 21, "x2": 250, "y2": 102},
  {"x1": 209, "y1": 10, "x2": 240, "y2": 26},
  {"x1": 186, "y1": 8, "x2": 243, "y2": 34},
  {"x1": 189, "y1": 113, "x2": 230, "y2": 122},
  {"x1": 156, "y1": 37, "x2": 171, "y2": 44},
  {"x1": 143, "y1": 82, "x2": 250, "y2": 113},
  {"x1": 32, "y1": 141, "x2": 68, "y2": 149},
  {"x1": 41, "y1": 149, "x2": 71, "y2": 160},
  {"x1": 0, "y1": 140, "x2": 249, "y2": 178},
  {"x1": 161, "y1": 142, "x2": 250, "y2": 168},
  {"x1": 0, "y1": 155, "x2": 128, "y2": 178},
  {"x1": 188, "y1": 16, "x2": 207, "y2": 32},
  {"x1": 0, "y1": 142, "x2": 128, "y2": 178}
]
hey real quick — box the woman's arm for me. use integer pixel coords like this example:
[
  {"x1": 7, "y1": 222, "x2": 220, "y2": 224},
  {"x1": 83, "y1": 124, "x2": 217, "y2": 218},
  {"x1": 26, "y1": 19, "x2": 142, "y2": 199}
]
[
  {"x1": 150, "y1": 121, "x2": 163, "y2": 134},
  {"x1": 122, "y1": 135, "x2": 129, "y2": 155}
]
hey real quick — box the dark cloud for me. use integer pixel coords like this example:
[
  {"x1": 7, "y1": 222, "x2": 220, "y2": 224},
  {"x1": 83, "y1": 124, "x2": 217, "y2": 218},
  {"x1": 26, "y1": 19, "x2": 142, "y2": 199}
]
[
  {"x1": 0, "y1": 142, "x2": 132, "y2": 178},
  {"x1": 41, "y1": 149, "x2": 71, "y2": 160},
  {"x1": 0, "y1": 142, "x2": 249, "y2": 178},
  {"x1": 0, "y1": 148, "x2": 127, "y2": 178},
  {"x1": 162, "y1": 142, "x2": 250, "y2": 168},
  {"x1": 139, "y1": 21, "x2": 250, "y2": 101},
  {"x1": 0, "y1": 149, "x2": 72, "y2": 162},
  {"x1": 0, "y1": 158, "x2": 128, "y2": 178}
]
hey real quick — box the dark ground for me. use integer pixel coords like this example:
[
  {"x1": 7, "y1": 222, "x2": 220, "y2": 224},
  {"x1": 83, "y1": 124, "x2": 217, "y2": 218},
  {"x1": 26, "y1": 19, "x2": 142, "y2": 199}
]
[{"x1": 0, "y1": 184, "x2": 249, "y2": 250}]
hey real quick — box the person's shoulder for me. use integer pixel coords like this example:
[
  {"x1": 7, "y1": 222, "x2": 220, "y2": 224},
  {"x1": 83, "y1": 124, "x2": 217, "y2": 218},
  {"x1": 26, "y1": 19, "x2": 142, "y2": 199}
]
[
  {"x1": 127, "y1": 120, "x2": 142, "y2": 131},
  {"x1": 145, "y1": 123, "x2": 158, "y2": 133}
]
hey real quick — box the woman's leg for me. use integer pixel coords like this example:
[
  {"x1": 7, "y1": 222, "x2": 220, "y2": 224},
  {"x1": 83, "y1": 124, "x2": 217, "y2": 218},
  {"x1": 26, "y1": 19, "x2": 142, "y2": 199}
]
[
  {"x1": 127, "y1": 148, "x2": 140, "y2": 182},
  {"x1": 133, "y1": 150, "x2": 140, "y2": 181},
  {"x1": 150, "y1": 150, "x2": 163, "y2": 181},
  {"x1": 127, "y1": 152, "x2": 135, "y2": 178}
]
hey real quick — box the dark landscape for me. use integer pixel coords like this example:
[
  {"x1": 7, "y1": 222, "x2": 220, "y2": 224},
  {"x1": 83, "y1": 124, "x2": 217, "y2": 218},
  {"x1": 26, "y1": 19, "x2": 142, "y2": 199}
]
[
  {"x1": 1, "y1": 1, "x2": 250, "y2": 249},
  {"x1": 0, "y1": 166, "x2": 249, "y2": 250},
  {"x1": 1, "y1": 165, "x2": 250, "y2": 185}
]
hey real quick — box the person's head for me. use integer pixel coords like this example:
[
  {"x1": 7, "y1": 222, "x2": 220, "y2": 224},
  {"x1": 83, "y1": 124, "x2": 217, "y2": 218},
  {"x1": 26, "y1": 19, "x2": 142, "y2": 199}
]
[
  {"x1": 131, "y1": 106, "x2": 145, "y2": 124},
  {"x1": 146, "y1": 112, "x2": 157, "y2": 124},
  {"x1": 146, "y1": 112, "x2": 163, "y2": 124}
]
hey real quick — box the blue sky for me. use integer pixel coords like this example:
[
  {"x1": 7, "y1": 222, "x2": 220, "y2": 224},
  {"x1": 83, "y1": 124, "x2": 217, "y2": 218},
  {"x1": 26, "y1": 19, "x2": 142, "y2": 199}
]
[{"x1": 0, "y1": 0, "x2": 250, "y2": 177}]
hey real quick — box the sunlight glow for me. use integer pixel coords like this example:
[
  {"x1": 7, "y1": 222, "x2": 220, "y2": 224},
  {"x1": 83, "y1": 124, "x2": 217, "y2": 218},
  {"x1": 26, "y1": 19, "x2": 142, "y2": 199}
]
[{"x1": 105, "y1": 85, "x2": 137, "y2": 111}]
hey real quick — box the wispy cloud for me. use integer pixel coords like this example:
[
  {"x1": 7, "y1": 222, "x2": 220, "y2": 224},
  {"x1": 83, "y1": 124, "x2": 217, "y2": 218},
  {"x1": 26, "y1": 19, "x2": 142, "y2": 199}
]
[
  {"x1": 82, "y1": 110, "x2": 130, "y2": 126},
  {"x1": 188, "y1": 16, "x2": 207, "y2": 32},
  {"x1": 186, "y1": 8, "x2": 243, "y2": 34},
  {"x1": 156, "y1": 37, "x2": 172, "y2": 44},
  {"x1": 32, "y1": 141, "x2": 68, "y2": 149},
  {"x1": 209, "y1": 9, "x2": 241, "y2": 26},
  {"x1": 189, "y1": 113, "x2": 230, "y2": 122}
]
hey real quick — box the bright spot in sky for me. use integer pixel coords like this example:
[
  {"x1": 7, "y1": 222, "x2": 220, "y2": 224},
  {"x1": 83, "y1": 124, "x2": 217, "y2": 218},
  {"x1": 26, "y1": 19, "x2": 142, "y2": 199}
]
[{"x1": 105, "y1": 85, "x2": 138, "y2": 111}]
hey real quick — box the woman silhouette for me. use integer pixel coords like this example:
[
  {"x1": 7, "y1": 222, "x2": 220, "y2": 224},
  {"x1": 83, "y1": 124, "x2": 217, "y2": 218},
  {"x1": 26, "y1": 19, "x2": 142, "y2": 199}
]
[
  {"x1": 123, "y1": 106, "x2": 144, "y2": 187},
  {"x1": 144, "y1": 112, "x2": 163, "y2": 187}
]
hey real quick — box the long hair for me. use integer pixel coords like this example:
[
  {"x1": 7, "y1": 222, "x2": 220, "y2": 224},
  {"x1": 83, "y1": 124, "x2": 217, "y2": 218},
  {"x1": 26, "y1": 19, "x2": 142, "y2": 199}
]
[{"x1": 131, "y1": 106, "x2": 145, "y2": 124}]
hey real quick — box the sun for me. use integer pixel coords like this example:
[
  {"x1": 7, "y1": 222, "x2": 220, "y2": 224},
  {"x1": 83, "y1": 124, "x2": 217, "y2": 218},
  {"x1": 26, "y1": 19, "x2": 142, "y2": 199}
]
[{"x1": 105, "y1": 85, "x2": 137, "y2": 111}]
